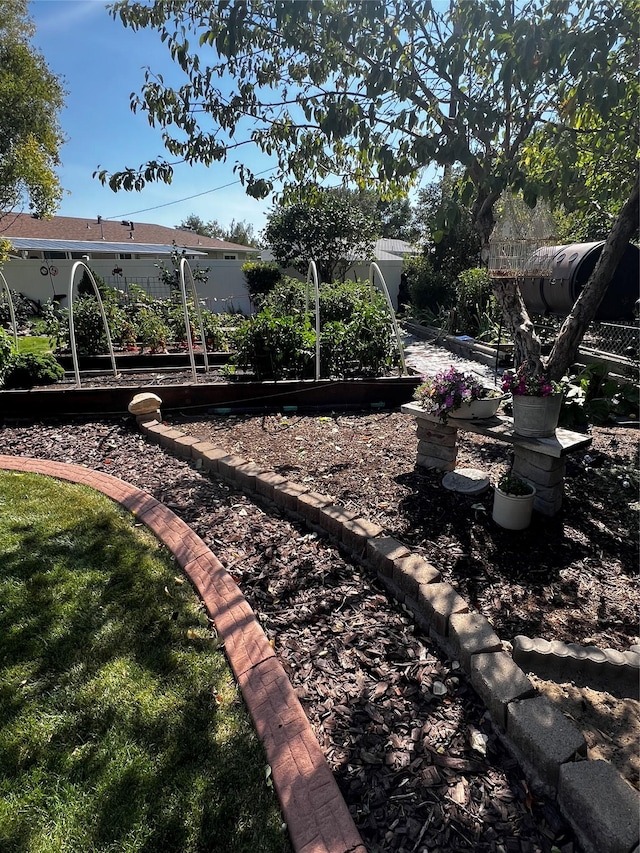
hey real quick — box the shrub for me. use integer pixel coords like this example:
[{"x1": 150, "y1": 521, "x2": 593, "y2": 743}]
[
  {"x1": 0, "y1": 290, "x2": 35, "y2": 329},
  {"x1": 242, "y1": 261, "x2": 282, "y2": 307},
  {"x1": 232, "y1": 278, "x2": 399, "y2": 380},
  {"x1": 232, "y1": 310, "x2": 315, "y2": 380},
  {"x1": 453, "y1": 267, "x2": 500, "y2": 338},
  {"x1": 136, "y1": 307, "x2": 169, "y2": 353},
  {"x1": 0, "y1": 327, "x2": 14, "y2": 383},
  {"x1": 2, "y1": 352, "x2": 65, "y2": 388}
]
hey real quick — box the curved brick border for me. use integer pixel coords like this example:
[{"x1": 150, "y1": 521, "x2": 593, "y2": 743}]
[{"x1": 0, "y1": 453, "x2": 366, "y2": 853}]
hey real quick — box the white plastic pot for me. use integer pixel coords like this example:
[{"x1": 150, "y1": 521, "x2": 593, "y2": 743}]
[{"x1": 492, "y1": 483, "x2": 536, "y2": 530}]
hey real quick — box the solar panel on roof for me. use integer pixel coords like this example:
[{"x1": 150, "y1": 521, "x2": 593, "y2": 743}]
[{"x1": 7, "y1": 238, "x2": 207, "y2": 256}]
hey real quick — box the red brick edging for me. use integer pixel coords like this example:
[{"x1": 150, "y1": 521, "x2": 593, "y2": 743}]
[{"x1": 0, "y1": 454, "x2": 365, "y2": 853}]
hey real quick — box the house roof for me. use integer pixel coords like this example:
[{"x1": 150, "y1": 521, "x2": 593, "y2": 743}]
[{"x1": 1, "y1": 213, "x2": 256, "y2": 254}]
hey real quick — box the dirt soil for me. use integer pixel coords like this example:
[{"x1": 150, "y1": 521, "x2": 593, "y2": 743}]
[{"x1": 0, "y1": 410, "x2": 638, "y2": 852}]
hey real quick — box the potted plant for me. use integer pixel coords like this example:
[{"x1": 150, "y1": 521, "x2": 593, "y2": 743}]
[
  {"x1": 502, "y1": 363, "x2": 565, "y2": 437},
  {"x1": 492, "y1": 471, "x2": 536, "y2": 530},
  {"x1": 414, "y1": 365, "x2": 504, "y2": 422}
]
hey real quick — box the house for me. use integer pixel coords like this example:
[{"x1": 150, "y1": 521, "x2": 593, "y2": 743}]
[{"x1": 1, "y1": 213, "x2": 257, "y2": 313}]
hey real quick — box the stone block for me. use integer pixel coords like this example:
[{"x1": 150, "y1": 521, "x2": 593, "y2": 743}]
[
  {"x1": 272, "y1": 481, "x2": 311, "y2": 513},
  {"x1": 558, "y1": 760, "x2": 640, "y2": 853},
  {"x1": 235, "y1": 461, "x2": 265, "y2": 493},
  {"x1": 416, "y1": 453, "x2": 457, "y2": 472},
  {"x1": 513, "y1": 445, "x2": 564, "y2": 472},
  {"x1": 470, "y1": 652, "x2": 535, "y2": 729},
  {"x1": 416, "y1": 424, "x2": 457, "y2": 446},
  {"x1": 507, "y1": 695, "x2": 587, "y2": 789},
  {"x1": 513, "y1": 455, "x2": 565, "y2": 487},
  {"x1": 142, "y1": 421, "x2": 169, "y2": 444},
  {"x1": 340, "y1": 517, "x2": 383, "y2": 557},
  {"x1": 217, "y1": 453, "x2": 248, "y2": 484},
  {"x1": 416, "y1": 582, "x2": 468, "y2": 636},
  {"x1": 449, "y1": 612, "x2": 503, "y2": 670},
  {"x1": 173, "y1": 434, "x2": 201, "y2": 459},
  {"x1": 416, "y1": 440, "x2": 458, "y2": 462},
  {"x1": 158, "y1": 428, "x2": 186, "y2": 450},
  {"x1": 533, "y1": 491, "x2": 564, "y2": 517},
  {"x1": 366, "y1": 536, "x2": 410, "y2": 578},
  {"x1": 254, "y1": 471, "x2": 287, "y2": 502},
  {"x1": 317, "y1": 504, "x2": 359, "y2": 539},
  {"x1": 191, "y1": 440, "x2": 220, "y2": 461},
  {"x1": 297, "y1": 491, "x2": 334, "y2": 524},
  {"x1": 393, "y1": 554, "x2": 441, "y2": 598},
  {"x1": 200, "y1": 446, "x2": 230, "y2": 474}
]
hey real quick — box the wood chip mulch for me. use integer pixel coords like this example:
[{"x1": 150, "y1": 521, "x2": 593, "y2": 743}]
[{"x1": 1, "y1": 413, "x2": 636, "y2": 853}]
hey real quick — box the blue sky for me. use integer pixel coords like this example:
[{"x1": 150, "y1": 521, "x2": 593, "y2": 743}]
[{"x1": 29, "y1": 0, "x2": 276, "y2": 233}]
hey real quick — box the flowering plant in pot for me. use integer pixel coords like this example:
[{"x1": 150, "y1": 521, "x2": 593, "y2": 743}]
[
  {"x1": 501, "y1": 363, "x2": 564, "y2": 397},
  {"x1": 502, "y1": 363, "x2": 566, "y2": 437},
  {"x1": 414, "y1": 365, "x2": 503, "y2": 421}
]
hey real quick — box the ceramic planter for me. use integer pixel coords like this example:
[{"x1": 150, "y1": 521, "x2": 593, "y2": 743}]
[
  {"x1": 449, "y1": 393, "x2": 505, "y2": 420},
  {"x1": 492, "y1": 483, "x2": 536, "y2": 530},
  {"x1": 512, "y1": 393, "x2": 563, "y2": 437}
]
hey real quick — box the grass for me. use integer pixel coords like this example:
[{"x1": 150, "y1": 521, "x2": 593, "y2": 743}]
[
  {"x1": 0, "y1": 472, "x2": 291, "y2": 853},
  {"x1": 16, "y1": 336, "x2": 53, "y2": 356}
]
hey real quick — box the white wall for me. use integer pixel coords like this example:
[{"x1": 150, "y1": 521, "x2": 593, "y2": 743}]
[
  {"x1": 3, "y1": 256, "x2": 404, "y2": 317},
  {"x1": 2, "y1": 257, "x2": 252, "y2": 315}
]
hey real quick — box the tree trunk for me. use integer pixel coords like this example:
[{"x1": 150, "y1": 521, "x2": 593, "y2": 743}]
[
  {"x1": 546, "y1": 171, "x2": 640, "y2": 381},
  {"x1": 491, "y1": 276, "x2": 543, "y2": 372}
]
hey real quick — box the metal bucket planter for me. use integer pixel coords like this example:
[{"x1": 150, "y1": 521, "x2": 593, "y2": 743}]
[
  {"x1": 512, "y1": 393, "x2": 563, "y2": 437},
  {"x1": 492, "y1": 482, "x2": 536, "y2": 530}
]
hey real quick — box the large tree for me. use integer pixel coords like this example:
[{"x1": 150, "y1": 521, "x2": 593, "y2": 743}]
[
  {"x1": 101, "y1": 0, "x2": 638, "y2": 376},
  {"x1": 263, "y1": 186, "x2": 378, "y2": 282},
  {"x1": 0, "y1": 0, "x2": 66, "y2": 224}
]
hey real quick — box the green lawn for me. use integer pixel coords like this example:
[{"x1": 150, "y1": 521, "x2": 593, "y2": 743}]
[
  {"x1": 16, "y1": 336, "x2": 53, "y2": 356},
  {"x1": 0, "y1": 472, "x2": 290, "y2": 853}
]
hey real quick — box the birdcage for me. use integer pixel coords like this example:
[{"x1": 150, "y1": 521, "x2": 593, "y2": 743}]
[
  {"x1": 488, "y1": 239, "x2": 556, "y2": 280},
  {"x1": 488, "y1": 195, "x2": 556, "y2": 281}
]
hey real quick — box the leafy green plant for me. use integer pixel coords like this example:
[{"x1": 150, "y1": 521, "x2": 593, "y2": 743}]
[
  {"x1": 136, "y1": 307, "x2": 169, "y2": 353},
  {"x1": 497, "y1": 472, "x2": 534, "y2": 496},
  {"x1": 402, "y1": 255, "x2": 453, "y2": 316},
  {"x1": 453, "y1": 268, "x2": 500, "y2": 338},
  {"x1": 232, "y1": 310, "x2": 315, "y2": 380},
  {"x1": 0, "y1": 327, "x2": 14, "y2": 384},
  {"x1": 2, "y1": 352, "x2": 64, "y2": 388},
  {"x1": 561, "y1": 363, "x2": 640, "y2": 428}
]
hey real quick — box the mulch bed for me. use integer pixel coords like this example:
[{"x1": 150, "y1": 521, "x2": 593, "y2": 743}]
[{"x1": 1, "y1": 409, "x2": 637, "y2": 852}]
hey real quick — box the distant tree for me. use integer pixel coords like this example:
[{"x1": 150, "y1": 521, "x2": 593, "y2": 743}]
[
  {"x1": 413, "y1": 174, "x2": 481, "y2": 282},
  {"x1": 177, "y1": 214, "x2": 257, "y2": 246},
  {"x1": 263, "y1": 187, "x2": 378, "y2": 282},
  {"x1": 0, "y1": 0, "x2": 65, "y2": 223}
]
